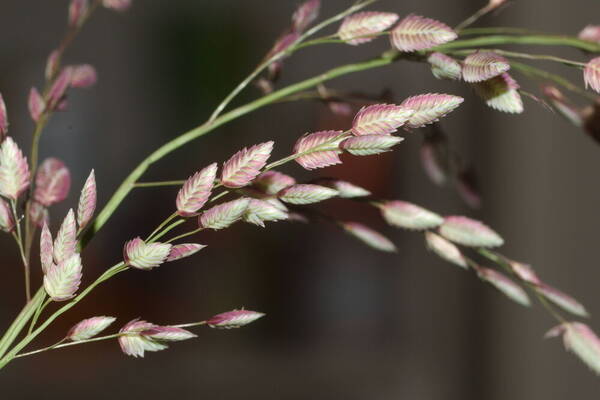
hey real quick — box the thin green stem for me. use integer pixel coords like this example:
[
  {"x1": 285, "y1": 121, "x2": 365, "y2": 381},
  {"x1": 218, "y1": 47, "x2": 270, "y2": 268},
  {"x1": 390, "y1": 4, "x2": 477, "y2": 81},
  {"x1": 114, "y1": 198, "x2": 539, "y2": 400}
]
[
  {"x1": 165, "y1": 228, "x2": 203, "y2": 244},
  {"x1": 149, "y1": 219, "x2": 186, "y2": 243},
  {"x1": 134, "y1": 181, "x2": 185, "y2": 188},
  {"x1": 146, "y1": 212, "x2": 177, "y2": 242},
  {"x1": 455, "y1": 4, "x2": 494, "y2": 32},
  {"x1": 10, "y1": 200, "x2": 30, "y2": 302},
  {"x1": 509, "y1": 61, "x2": 596, "y2": 99},
  {"x1": 171, "y1": 321, "x2": 207, "y2": 329},
  {"x1": 433, "y1": 34, "x2": 600, "y2": 52},
  {"x1": 28, "y1": 298, "x2": 51, "y2": 335},
  {"x1": 13, "y1": 334, "x2": 121, "y2": 359},
  {"x1": 460, "y1": 27, "x2": 546, "y2": 36}
]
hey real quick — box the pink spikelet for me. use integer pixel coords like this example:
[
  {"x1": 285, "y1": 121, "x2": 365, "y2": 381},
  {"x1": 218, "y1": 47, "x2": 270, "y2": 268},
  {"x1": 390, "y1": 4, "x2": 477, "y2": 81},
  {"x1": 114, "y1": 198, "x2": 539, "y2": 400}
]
[
  {"x1": 292, "y1": 0, "x2": 320, "y2": 32},
  {"x1": 47, "y1": 67, "x2": 73, "y2": 109},
  {"x1": 548, "y1": 323, "x2": 600, "y2": 375},
  {"x1": 535, "y1": 283, "x2": 589, "y2": 317},
  {"x1": 378, "y1": 200, "x2": 443, "y2": 230},
  {"x1": 420, "y1": 133, "x2": 449, "y2": 186},
  {"x1": 53, "y1": 209, "x2": 77, "y2": 264},
  {"x1": 166, "y1": 243, "x2": 206, "y2": 262},
  {"x1": 68, "y1": 316, "x2": 116, "y2": 341},
  {"x1": 69, "y1": 0, "x2": 89, "y2": 27},
  {"x1": 462, "y1": 51, "x2": 511, "y2": 82},
  {"x1": 253, "y1": 170, "x2": 295, "y2": 195},
  {"x1": 341, "y1": 222, "x2": 397, "y2": 253},
  {"x1": 40, "y1": 222, "x2": 54, "y2": 274},
  {"x1": 34, "y1": 158, "x2": 71, "y2": 207},
  {"x1": 176, "y1": 163, "x2": 217, "y2": 217},
  {"x1": 391, "y1": 14, "x2": 457, "y2": 52},
  {"x1": 579, "y1": 25, "x2": 600, "y2": 44},
  {"x1": 77, "y1": 170, "x2": 96, "y2": 232},
  {"x1": 206, "y1": 309, "x2": 265, "y2": 329},
  {"x1": 293, "y1": 130, "x2": 345, "y2": 170},
  {"x1": 338, "y1": 12, "x2": 399, "y2": 45},
  {"x1": 118, "y1": 319, "x2": 167, "y2": 358},
  {"x1": 352, "y1": 104, "x2": 413, "y2": 136},
  {"x1": 45, "y1": 50, "x2": 60, "y2": 80},
  {"x1": 427, "y1": 52, "x2": 462, "y2": 80},
  {"x1": 425, "y1": 231, "x2": 467, "y2": 269},
  {"x1": 29, "y1": 201, "x2": 49, "y2": 228},
  {"x1": 123, "y1": 237, "x2": 172, "y2": 270},
  {"x1": 243, "y1": 198, "x2": 288, "y2": 227},
  {"x1": 507, "y1": 260, "x2": 540, "y2": 285},
  {"x1": 341, "y1": 135, "x2": 404, "y2": 156},
  {"x1": 584, "y1": 57, "x2": 600, "y2": 94},
  {"x1": 319, "y1": 179, "x2": 371, "y2": 198},
  {"x1": 439, "y1": 216, "x2": 504, "y2": 248},
  {"x1": 43, "y1": 253, "x2": 82, "y2": 301},
  {"x1": 70, "y1": 64, "x2": 97, "y2": 88},
  {"x1": 400, "y1": 94, "x2": 464, "y2": 128},
  {"x1": 265, "y1": 32, "x2": 300, "y2": 79},
  {"x1": 28, "y1": 88, "x2": 45, "y2": 122},
  {"x1": 199, "y1": 198, "x2": 250, "y2": 230},
  {"x1": 102, "y1": 0, "x2": 132, "y2": 11},
  {"x1": 221, "y1": 142, "x2": 274, "y2": 188},
  {"x1": 278, "y1": 184, "x2": 338, "y2": 205},
  {"x1": 473, "y1": 73, "x2": 523, "y2": 114},
  {"x1": 141, "y1": 326, "x2": 196, "y2": 342},
  {"x1": 0, "y1": 137, "x2": 30, "y2": 200},
  {"x1": 476, "y1": 267, "x2": 531, "y2": 306},
  {"x1": 0, "y1": 198, "x2": 14, "y2": 232},
  {"x1": 0, "y1": 93, "x2": 7, "y2": 138},
  {"x1": 542, "y1": 85, "x2": 583, "y2": 127}
]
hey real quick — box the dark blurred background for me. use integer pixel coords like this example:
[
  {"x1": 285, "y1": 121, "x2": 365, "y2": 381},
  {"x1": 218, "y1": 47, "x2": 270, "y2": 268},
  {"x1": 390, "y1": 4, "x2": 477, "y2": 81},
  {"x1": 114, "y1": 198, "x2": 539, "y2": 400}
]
[{"x1": 1, "y1": 0, "x2": 599, "y2": 398}]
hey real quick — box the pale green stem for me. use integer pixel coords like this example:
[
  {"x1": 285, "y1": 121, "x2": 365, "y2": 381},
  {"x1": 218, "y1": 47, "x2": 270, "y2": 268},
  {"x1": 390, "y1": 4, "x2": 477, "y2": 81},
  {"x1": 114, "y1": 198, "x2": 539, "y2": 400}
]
[
  {"x1": 28, "y1": 298, "x2": 51, "y2": 335},
  {"x1": 0, "y1": 263, "x2": 127, "y2": 369},
  {"x1": 460, "y1": 27, "x2": 546, "y2": 36},
  {"x1": 455, "y1": 4, "x2": 494, "y2": 32},
  {"x1": 509, "y1": 61, "x2": 595, "y2": 99},
  {"x1": 146, "y1": 212, "x2": 178, "y2": 242},
  {"x1": 13, "y1": 334, "x2": 122, "y2": 359},
  {"x1": 134, "y1": 181, "x2": 186, "y2": 188},
  {"x1": 433, "y1": 34, "x2": 600, "y2": 52},
  {"x1": 10, "y1": 200, "x2": 30, "y2": 302},
  {"x1": 171, "y1": 321, "x2": 207, "y2": 329},
  {"x1": 149, "y1": 219, "x2": 186, "y2": 243},
  {"x1": 165, "y1": 228, "x2": 204, "y2": 244}
]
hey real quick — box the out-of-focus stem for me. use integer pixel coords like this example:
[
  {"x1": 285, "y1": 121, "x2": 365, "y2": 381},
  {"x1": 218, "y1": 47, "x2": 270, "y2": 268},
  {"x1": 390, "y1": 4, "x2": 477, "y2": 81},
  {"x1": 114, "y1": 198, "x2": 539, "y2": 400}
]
[
  {"x1": 455, "y1": 4, "x2": 495, "y2": 32},
  {"x1": 434, "y1": 34, "x2": 600, "y2": 52},
  {"x1": 509, "y1": 61, "x2": 595, "y2": 99}
]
